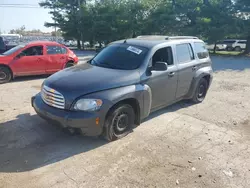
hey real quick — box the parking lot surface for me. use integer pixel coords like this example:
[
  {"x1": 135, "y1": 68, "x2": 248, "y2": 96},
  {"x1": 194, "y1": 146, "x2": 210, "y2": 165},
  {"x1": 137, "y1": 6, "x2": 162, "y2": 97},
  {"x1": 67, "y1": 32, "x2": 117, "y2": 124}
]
[{"x1": 0, "y1": 56, "x2": 250, "y2": 188}]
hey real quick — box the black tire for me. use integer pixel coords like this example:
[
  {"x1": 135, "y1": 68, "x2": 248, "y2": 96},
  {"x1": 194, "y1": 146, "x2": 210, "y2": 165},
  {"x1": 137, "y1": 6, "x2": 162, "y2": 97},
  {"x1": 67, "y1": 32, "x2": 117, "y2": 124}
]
[
  {"x1": 102, "y1": 104, "x2": 135, "y2": 141},
  {"x1": 0, "y1": 66, "x2": 12, "y2": 84},
  {"x1": 64, "y1": 61, "x2": 74, "y2": 68},
  {"x1": 234, "y1": 46, "x2": 242, "y2": 52},
  {"x1": 191, "y1": 78, "x2": 208, "y2": 103}
]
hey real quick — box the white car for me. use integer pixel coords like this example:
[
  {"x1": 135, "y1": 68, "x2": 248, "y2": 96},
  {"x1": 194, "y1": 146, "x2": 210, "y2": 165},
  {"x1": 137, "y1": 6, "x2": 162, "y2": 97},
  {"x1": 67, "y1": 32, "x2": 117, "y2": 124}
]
[
  {"x1": 205, "y1": 42, "x2": 227, "y2": 51},
  {"x1": 231, "y1": 40, "x2": 246, "y2": 51},
  {"x1": 219, "y1": 40, "x2": 246, "y2": 51},
  {"x1": 94, "y1": 42, "x2": 105, "y2": 48}
]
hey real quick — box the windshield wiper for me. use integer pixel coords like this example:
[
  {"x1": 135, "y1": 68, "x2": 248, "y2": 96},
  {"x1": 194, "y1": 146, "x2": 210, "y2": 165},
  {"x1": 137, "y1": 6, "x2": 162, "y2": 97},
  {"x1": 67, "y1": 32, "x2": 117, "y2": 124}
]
[{"x1": 92, "y1": 60, "x2": 120, "y2": 69}]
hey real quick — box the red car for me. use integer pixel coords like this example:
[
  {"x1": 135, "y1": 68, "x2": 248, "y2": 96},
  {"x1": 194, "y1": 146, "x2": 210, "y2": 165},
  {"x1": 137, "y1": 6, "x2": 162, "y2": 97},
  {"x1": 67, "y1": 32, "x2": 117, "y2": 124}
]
[{"x1": 0, "y1": 41, "x2": 78, "y2": 83}]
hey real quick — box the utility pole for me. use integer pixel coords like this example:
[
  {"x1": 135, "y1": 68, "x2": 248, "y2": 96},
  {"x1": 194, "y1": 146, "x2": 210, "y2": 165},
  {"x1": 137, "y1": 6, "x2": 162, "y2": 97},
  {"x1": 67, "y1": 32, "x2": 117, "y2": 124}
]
[
  {"x1": 78, "y1": 0, "x2": 84, "y2": 49},
  {"x1": 54, "y1": 8, "x2": 57, "y2": 42}
]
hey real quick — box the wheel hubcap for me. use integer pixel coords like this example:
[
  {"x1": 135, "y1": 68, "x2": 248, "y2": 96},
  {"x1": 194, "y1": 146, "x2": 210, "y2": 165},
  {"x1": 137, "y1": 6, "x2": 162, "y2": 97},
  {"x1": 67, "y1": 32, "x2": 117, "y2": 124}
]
[
  {"x1": 198, "y1": 84, "x2": 205, "y2": 98},
  {"x1": 0, "y1": 71, "x2": 7, "y2": 80},
  {"x1": 116, "y1": 114, "x2": 129, "y2": 132}
]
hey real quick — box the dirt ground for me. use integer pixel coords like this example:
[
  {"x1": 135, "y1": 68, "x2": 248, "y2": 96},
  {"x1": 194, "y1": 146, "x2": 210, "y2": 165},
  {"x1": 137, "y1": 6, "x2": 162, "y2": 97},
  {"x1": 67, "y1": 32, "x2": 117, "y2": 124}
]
[{"x1": 0, "y1": 56, "x2": 250, "y2": 188}]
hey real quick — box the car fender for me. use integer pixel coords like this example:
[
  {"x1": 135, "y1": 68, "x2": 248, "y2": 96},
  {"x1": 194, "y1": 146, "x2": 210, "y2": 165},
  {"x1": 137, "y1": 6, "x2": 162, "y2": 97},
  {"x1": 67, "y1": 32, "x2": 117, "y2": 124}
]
[
  {"x1": 81, "y1": 84, "x2": 152, "y2": 121},
  {"x1": 186, "y1": 66, "x2": 213, "y2": 99}
]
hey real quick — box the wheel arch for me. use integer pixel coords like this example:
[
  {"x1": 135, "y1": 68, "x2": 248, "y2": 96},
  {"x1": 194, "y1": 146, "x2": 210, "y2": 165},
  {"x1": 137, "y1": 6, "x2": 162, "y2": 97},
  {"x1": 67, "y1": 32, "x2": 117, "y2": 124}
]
[
  {"x1": 0, "y1": 64, "x2": 14, "y2": 78},
  {"x1": 63, "y1": 60, "x2": 75, "y2": 68},
  {"x1": 186, "y1": 70, "x2": 213, "y2": 99},
  {"x1": 105, "y1": 98, "x2": 141, "y2": 126}
]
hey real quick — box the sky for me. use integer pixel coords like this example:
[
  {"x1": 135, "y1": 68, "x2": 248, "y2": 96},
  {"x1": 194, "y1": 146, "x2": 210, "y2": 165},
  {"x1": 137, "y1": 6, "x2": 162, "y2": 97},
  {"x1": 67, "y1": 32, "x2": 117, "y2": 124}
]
[{"x1": 0, "y1": 0, "x2": 53, "y2": 33}]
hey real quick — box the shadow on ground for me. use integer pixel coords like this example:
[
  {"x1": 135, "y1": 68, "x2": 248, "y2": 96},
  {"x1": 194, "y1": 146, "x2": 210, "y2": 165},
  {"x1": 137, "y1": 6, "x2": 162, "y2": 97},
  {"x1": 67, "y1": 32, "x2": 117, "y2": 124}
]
[
  {"x1": 9, "y1": 75, "x2": 49, "y2": 83},
  {"x1": 0, "y1": 101, "x2": 193, "y2": 173}
]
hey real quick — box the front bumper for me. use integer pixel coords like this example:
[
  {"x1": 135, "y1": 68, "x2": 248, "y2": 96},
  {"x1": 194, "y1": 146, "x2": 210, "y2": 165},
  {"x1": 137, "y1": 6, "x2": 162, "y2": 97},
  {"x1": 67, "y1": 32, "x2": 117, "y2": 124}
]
[{"x1": 32, "y1": 93, "x2": 103, "y2": 136}]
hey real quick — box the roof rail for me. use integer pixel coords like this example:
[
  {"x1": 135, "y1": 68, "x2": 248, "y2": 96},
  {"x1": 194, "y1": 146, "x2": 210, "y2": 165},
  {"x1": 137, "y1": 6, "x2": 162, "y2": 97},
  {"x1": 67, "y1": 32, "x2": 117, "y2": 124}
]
[
  {"x1": 136, "y1": 35, "x2": 168, "y2": 40},
  {"x1": 166, "y1": 36, "x2": 198, "y2": 40},
  {"x1": 136, "y1": 35, "x2": 198, "y2": 40}
]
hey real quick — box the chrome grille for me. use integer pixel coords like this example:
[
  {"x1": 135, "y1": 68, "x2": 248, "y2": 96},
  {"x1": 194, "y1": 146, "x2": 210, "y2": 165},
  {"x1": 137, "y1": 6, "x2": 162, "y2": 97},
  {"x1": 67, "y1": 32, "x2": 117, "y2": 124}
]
[{"x1": 41, "y1": 85, "x2": 65, "y2": 109}]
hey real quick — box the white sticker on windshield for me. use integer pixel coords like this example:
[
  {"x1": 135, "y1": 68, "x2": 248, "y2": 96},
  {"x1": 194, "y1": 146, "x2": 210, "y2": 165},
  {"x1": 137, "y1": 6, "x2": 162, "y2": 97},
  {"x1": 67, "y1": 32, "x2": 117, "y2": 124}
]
[{"x1": 127, "y1": 46, "x2": 142, "y2": 55}]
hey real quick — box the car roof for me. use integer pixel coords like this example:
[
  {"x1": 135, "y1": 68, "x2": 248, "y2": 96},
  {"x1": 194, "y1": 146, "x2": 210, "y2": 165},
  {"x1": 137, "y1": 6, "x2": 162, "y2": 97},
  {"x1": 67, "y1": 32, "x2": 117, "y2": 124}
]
[
  {"x1": 27, "y1": 41, "x2": 62, "y2": 46},
  {"x1": 111, "y1": 35, "x2": 203, "y2": 48}
]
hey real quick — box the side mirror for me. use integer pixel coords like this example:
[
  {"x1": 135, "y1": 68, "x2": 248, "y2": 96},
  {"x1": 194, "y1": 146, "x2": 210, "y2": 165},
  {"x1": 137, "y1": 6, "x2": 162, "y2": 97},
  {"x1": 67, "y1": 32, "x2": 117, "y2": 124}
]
[
  {"x1": 15, "y1": 55, "x2": 21, "y2": 60},
  {"x1": 15, "y1": 52, "x2": 25, "y2": 59},
  {"x1": 152, "y1": 62, "x2": 168, "y2": 71}
]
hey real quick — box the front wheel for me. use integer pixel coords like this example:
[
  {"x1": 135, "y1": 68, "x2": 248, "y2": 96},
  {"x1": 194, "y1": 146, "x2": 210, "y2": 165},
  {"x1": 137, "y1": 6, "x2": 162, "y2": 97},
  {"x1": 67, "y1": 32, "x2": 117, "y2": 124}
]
[
  {"x1": 102, "y1": 104, "x2": 135, "y2": 141},
  {"x1": 191, "y1": 78, "x2": 208, "y2": 103},
  {"x1": 0, "y1": 67, "x2": 12, "y2": 84}
]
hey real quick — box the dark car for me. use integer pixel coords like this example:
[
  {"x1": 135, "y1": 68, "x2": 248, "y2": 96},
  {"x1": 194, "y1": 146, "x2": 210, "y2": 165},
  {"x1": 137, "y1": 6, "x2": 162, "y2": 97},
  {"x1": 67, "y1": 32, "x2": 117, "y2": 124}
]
[
  {"x1": 32, "y1": 35, "x2": 213, "y2": 141},
  {"x1": 0, "y1": 37, "x2": 6, "y2": 54}
]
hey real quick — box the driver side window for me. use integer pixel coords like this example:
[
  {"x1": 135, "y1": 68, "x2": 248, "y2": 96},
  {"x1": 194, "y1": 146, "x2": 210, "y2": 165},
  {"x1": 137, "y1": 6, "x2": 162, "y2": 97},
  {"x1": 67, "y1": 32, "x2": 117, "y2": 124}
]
[
  {"x1": 21, "y1": 46, "x2": 43, "y2": 57},
  {"x1": 151, "y1": 47, "x2": 173, "y2": 67}
]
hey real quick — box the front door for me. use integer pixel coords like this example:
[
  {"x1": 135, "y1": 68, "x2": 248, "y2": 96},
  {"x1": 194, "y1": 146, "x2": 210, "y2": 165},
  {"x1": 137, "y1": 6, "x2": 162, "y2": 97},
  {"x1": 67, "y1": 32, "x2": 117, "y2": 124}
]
[
  {"x1": 45, "y1": 45, "x2": 67, "y2": 74},
  {"x1": 13, "y1": 45, "x2": 46, "y2": 76},
  {"x1": 175, "y1": 43, "x2": 197, "y2": 99},
  {"x1": 144, "y1": 46, "x2": 178, "y2": 110}
]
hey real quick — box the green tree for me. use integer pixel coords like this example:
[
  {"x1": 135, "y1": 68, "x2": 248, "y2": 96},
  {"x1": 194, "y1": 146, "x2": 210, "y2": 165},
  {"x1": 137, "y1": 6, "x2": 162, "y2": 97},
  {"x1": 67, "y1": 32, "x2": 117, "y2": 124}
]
[
  {"x1": 40, "y1": 0, "x2": 86, "y2": 49},
  {"x1": 9, "y1": 25, "x2": 26, "y2": 35},
  {"x1": 235, "y1": 0, "x2": 250, "y2": 53}
]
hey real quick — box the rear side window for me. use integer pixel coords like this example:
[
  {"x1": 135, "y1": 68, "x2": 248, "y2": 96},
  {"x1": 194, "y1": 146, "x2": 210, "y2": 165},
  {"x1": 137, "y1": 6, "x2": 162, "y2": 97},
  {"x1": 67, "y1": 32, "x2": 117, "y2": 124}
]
[
  {"x1": 194, "y1": 42, "x2": 209, "y2": 59},
  {"x1": 61, "y1": 47, "x2": 67, "y2": 54},
  {"x1": 176, "y1": 43, "x2": 194, "y2": 63},
  {"x1": 47, "y1": 46, "x2": 67, "y2": 55}
]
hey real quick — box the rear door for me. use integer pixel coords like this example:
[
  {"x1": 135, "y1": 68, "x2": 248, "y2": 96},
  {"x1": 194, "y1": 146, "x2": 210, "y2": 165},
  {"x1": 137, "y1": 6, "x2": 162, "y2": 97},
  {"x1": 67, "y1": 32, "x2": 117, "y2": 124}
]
[
  {"x1": 175, "y1": 43, "x2": 197, "y2": 99},
  {"x1": 13, "y1": 45, "x2": 46, "y2": 76},
  {"x1": 45, "y1": 45, "x2": 67, "y2": 73}
]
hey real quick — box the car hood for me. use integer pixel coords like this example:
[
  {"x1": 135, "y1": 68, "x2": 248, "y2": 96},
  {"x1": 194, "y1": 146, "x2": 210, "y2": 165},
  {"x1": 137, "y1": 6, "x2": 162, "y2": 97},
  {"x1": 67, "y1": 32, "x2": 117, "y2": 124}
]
[
  {"x1": 44, "y1": 63, "x2": 140, "y2": 104},
  {"x1": 0, "y1": 55, "x2": 12, "y2": 63}
]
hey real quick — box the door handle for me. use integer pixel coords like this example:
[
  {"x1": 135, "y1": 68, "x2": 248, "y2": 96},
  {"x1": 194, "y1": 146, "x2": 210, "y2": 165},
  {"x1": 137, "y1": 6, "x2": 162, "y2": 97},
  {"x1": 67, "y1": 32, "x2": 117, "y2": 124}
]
[
  {"x1": 60, "y1": 57, "x2": 65, "y2": 59},
  {"x1": 192, "y1": 66, "x2": 198, "y2": 71},
  {"x1": 168, "y1": 72, "x2": 175, "y2": 77}
]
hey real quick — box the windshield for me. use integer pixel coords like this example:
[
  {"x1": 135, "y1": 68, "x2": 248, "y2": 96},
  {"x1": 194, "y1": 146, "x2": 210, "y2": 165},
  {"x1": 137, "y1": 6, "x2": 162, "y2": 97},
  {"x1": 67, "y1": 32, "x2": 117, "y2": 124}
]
[
  {"x1": 90, "y1": 44, "x2": 149, "y2": 70},
  {"x1": 2, "y1": 45, "x2": 25, "y2": 55}
]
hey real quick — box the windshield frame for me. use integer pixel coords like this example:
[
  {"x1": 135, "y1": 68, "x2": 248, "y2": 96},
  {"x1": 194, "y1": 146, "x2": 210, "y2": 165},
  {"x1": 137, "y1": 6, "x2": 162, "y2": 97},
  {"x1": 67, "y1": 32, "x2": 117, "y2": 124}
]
[
  {"x1": 2, "y1": 45, "x2": 25, "y2": 56},
  {"x1": 90, "y1": 43, "x2": 149, "y2": 70}
]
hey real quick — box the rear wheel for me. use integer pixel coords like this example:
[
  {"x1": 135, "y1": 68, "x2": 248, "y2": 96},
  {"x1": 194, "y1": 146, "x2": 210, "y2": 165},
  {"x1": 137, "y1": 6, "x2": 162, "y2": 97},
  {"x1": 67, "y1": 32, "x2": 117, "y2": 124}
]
[
  {"x1": 102, "y1": 104, "x2": 135, "y2": 141},
  {"x1": 0, "y1": 66, "x2": 12, "y2": 84},
  {"x1": 191, "y1": 78, "x2": 208, "y2": 103},
  {"x1": 64, "y1": 61, "x2": 74, "y2": 68}
]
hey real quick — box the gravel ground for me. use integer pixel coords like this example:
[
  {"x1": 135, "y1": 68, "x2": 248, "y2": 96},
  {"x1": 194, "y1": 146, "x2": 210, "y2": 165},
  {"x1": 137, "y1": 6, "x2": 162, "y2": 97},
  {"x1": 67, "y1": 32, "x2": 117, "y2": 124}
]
[{"x1": 0, "y1": 56, "x2": 250, "y2": 188}]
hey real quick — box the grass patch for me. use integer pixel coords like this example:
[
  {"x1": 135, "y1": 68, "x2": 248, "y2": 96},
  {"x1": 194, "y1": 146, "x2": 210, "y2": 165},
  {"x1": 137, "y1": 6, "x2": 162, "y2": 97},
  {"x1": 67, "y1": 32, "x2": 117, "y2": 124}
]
[{"x1": 209, "y1": 51, "x2": 244, "y2": 56}]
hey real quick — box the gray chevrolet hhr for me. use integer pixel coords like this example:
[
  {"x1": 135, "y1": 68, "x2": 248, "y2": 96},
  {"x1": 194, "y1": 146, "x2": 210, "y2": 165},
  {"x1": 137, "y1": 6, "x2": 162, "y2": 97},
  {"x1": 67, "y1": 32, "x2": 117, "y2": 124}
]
[{"x1": 32, "y1": 35, "x2": 213, "y2": 141}]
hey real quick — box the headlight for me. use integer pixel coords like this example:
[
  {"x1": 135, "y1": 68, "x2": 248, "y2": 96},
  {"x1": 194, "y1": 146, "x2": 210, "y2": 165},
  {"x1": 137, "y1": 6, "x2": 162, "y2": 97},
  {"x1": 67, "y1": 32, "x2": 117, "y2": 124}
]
[{"x1": 74, "y1": 99, "x2": 103, "y2": 111}]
